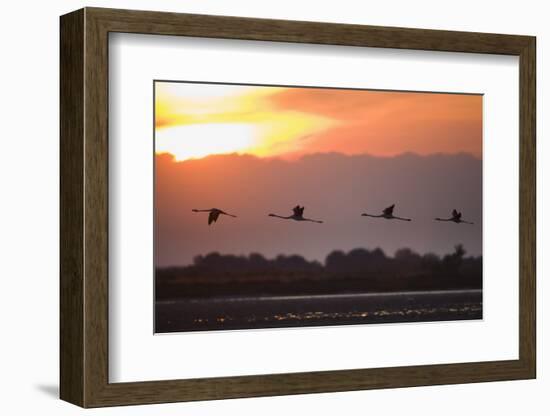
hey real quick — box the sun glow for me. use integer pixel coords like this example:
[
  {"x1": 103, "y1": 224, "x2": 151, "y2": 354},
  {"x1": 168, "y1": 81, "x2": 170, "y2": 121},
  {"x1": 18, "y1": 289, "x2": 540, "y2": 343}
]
[
  {"x1": 155, "y1": 82, "x2": 482, "y2": 161},
  {"x1": 155, "y1": 123, "x2": 259, "y2": 161},
  {"x1": 155, "y1": 82, "x2": 337, "y2": 161}
]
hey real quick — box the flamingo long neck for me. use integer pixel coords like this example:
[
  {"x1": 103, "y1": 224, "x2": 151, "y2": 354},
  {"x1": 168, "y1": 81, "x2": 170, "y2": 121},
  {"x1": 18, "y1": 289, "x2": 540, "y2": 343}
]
[{"x1": 270, "y1": 214, "x2": 292, "y2": 219}]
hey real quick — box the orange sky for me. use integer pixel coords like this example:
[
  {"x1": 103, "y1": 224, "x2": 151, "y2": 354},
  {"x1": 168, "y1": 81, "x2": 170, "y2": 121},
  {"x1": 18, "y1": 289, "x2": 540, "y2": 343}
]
[{"x1": 155, "y1": 82, "x2": 482, "y2": 161}]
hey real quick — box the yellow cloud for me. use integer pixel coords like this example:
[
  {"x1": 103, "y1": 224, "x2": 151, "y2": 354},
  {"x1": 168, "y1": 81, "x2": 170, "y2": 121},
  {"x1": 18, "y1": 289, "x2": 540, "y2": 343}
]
[{"x1": 155, "y1": 82, "x2": 336, "y2": 160}]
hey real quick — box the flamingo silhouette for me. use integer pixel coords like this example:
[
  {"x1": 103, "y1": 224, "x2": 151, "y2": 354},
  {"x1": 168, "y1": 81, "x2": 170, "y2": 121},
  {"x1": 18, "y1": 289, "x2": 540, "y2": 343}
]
[
  {"x1": 192, "y1": 208, "x2": 237, "y2": 225},
  {"x1": 435, "y1": 209, "x2": 474, "y2": 225},
  {"x1": 361, "y1": 204, "x2": 412, "y2": 221},
  {"x1": 268, "y1": 205, "x2": 323, "y2": 223}
]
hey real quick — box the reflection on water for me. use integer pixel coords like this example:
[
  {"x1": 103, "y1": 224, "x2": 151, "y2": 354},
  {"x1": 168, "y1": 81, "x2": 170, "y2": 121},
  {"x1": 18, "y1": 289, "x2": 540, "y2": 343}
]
[{"x1": 156, "y1": 289, "x2": 482, "y2": 333}]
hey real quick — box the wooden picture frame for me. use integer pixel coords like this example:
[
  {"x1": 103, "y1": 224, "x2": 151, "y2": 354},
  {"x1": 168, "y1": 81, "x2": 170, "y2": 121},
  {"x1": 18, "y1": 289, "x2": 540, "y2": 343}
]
[{"x1": 60, "y1": 7, "x2": 536, "y2": 408}]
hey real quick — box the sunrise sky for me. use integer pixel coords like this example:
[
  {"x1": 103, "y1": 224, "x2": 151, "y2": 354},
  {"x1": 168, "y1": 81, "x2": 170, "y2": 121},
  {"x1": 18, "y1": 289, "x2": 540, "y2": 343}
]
[
  {"x1": 155, "y1": 82, "x2": 482, "y2": 161},
  {"x1": 154, "y1": 81, "x2": 483, "y2": 267}
]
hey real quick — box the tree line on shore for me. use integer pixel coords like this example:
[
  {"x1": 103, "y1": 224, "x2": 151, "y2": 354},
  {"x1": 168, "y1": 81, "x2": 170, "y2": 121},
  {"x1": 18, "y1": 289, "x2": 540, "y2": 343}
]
[{"x1": 156, "y1": 245, "x2": 482, "y2": 299}]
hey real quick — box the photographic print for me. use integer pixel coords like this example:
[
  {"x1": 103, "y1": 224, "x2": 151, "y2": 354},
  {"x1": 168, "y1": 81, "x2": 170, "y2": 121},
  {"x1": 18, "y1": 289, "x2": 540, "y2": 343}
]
[{"x1": 154, "y1": 81, "x2": 482, "y2": 333}]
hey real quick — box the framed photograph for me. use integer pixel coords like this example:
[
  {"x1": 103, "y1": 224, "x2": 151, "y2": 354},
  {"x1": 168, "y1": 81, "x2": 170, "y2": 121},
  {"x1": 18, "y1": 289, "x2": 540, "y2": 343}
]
[
  {"x1": 60, "y1": 7, "x2": 536, "y2": 407},
  {"x1": 153, "y1": 80, "x2": 485, "y2": 334}
]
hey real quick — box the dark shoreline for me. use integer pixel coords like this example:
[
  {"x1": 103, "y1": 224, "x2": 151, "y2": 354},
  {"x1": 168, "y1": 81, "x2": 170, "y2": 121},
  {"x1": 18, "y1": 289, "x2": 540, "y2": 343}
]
[{"x1": 156, "y1": 272, "x2": 482, "y2": 301}]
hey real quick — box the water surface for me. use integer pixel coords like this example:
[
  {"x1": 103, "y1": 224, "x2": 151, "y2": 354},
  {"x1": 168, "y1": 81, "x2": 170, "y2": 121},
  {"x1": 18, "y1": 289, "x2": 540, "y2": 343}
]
[{"x1": 155, "y1": 289, "x2": 482, "y2": 333}]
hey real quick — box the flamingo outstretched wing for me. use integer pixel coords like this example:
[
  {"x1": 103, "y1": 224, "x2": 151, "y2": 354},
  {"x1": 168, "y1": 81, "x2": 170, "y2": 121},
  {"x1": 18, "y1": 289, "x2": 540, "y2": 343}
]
[
  {"x1": 208, "y1": 210, "x2": 220, "y2": 225},
  {"x1": 383, "y1": 204, "x2": 395, "y2": 216},
  {"x1": 293, "y1": 205, "x2": 304, "y2": 217}
]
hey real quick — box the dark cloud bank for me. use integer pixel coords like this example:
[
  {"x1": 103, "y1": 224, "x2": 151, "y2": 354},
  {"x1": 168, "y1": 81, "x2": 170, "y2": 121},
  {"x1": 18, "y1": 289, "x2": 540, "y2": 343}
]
[{"x1": 155, "y1": 152, "x2": 482, "y2": 267}]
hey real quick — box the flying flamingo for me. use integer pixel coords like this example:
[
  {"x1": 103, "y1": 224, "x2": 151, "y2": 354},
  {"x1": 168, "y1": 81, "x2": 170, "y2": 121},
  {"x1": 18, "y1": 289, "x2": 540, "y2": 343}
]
[
  {"x1": 361, "y1": 204, "x2": 412, "y2": 221},
  {"x1": 435, "y1": 209, "x2": 474, "y2": 224},
  {"x1": 268, "y1": 205, "x2": 323, "y2": 223},
  {"x1": 192, "y1": 208, "x2": 237, "y2": 225}
]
